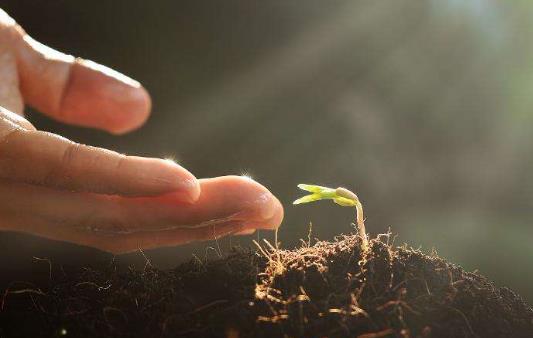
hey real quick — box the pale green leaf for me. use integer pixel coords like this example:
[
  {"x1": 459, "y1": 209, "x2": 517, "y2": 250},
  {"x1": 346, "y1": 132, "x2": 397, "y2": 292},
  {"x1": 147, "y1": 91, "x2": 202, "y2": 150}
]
[
  {"x1": 297, "y1": 184, "x2": 333, "y2": 194},
  {"x1": 293, "y1": 193, "x2": 322, "y2": 205}
]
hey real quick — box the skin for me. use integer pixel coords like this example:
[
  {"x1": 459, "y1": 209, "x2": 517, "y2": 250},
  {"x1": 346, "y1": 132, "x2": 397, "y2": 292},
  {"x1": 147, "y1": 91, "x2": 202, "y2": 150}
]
[{"x1": 0, "y1": 9, "x2": 283, "y2": 254}]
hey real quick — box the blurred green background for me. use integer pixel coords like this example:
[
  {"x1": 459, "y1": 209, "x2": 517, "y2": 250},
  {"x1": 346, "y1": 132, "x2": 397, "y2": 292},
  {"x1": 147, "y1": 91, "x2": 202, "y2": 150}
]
[{"x1": 1, "y1": 1, "x2": 532, "y2": 302}]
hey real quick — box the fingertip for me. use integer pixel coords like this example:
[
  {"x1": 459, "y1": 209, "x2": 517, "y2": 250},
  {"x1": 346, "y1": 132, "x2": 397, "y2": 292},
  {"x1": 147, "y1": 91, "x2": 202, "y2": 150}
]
[
  {"x1": 269, "y1": 196, "x2": 285, "y2": 229},
  {"x1": 249, "y1": 196, "x2": 284, "y2": 231},
  {"x1": 204, "y1": 175, "x2": 284, "y2": 229},
  {"x1": 240, "y1": 177, "x2": 284, "y2": 226},
  {"x1": 106, "y1": 85, "x2": 151, "y2": 135},
  {"x1": 239, "y1": 177, "x2": 284, "y2": 230}
]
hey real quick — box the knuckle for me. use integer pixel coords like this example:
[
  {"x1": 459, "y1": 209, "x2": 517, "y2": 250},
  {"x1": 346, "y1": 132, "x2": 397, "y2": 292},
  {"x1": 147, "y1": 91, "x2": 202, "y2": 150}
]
[
  {"x1": 113, "y1": 153, "x2": 127, "y2": 172},
  {"x1": 41, "y1": 140, "x2": 80, "y2": 187},
  {"x1": 60, "y1": 141, "x2": 81, "y2": 168}
]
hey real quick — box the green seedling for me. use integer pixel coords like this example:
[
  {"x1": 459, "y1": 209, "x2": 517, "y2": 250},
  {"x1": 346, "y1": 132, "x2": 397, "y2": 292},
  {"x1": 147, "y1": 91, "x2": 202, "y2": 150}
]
[{"x1": 293, "y1": 184, "x2": 368, "y2": 251}]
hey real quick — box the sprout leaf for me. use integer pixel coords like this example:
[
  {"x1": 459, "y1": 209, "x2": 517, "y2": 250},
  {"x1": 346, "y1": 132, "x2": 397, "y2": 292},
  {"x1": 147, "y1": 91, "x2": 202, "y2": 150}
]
[{"x1": 293, "y1": 183, "x2": 368, "y2": 251}]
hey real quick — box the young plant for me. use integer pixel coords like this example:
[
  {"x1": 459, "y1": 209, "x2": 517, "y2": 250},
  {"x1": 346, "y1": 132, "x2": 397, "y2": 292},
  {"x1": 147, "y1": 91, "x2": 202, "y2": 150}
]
[{"x1": 293, "y1": 184, "x2": 368, "y2": 251}]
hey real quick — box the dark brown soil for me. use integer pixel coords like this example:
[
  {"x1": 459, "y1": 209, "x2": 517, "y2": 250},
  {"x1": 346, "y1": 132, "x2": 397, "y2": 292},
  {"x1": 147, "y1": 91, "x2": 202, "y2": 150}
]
[{"x1": 0, "y1": 234, "x2": 532, "y2": 338}]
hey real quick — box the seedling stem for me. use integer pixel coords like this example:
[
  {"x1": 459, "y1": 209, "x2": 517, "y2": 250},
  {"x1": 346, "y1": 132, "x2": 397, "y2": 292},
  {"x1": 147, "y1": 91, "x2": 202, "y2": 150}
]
[{"x1": 294, "y1": 184, "x2": 368, "y2": 251}]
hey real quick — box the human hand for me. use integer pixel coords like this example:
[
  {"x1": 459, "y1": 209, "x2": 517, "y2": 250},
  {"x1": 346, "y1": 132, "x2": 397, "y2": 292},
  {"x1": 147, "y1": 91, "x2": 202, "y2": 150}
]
[{"x1": 0, "y1": 9, "x2": 283, "y2": 253}]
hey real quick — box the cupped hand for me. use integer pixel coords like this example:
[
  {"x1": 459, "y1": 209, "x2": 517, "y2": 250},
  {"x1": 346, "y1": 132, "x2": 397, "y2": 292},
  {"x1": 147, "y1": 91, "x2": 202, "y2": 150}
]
[{"x1": 0, "y1": 9, "x2": 283, "y2": 253}]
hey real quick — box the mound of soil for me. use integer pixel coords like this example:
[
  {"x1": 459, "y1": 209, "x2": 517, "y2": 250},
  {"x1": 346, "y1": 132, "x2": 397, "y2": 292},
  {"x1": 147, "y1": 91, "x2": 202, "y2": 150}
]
[{"x1": 1, "y1": 234, "x2": 532, "y2": 338}]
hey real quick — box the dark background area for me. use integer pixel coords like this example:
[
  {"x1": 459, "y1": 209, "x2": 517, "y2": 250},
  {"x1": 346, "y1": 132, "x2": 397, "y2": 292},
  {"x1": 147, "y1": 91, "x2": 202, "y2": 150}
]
[{"x1": 0, "y1": 1, "x2": 532, "y2": 302}]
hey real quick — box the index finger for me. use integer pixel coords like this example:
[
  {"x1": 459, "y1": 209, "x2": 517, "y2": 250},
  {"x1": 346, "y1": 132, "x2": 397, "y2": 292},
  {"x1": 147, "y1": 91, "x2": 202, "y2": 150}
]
[
  {"x1": 0, "y1": 110, "x2": 199, "y2": 200},
  {"x1": 1, "y1": 9, "x2": 150, "y2": 134}
]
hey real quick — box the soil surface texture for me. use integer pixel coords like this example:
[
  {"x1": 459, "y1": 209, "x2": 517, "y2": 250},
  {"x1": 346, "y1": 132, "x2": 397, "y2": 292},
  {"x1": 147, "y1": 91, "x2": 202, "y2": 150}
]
[{"x1": 1, "y1": 234, "x2": 532, "y2": 338}]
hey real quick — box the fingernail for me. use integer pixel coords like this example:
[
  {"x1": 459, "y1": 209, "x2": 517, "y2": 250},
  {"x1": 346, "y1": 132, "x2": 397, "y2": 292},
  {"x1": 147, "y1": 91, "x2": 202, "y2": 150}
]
[
  {"x1": 245, "y1": 199, "x2": 284, "y2": 231},
  {"x1": 254, "y1": 192, "x2": 277, "y2": 221},
  {"x1": 231, "y1": 191, "x2": 284, "y2": 232}
]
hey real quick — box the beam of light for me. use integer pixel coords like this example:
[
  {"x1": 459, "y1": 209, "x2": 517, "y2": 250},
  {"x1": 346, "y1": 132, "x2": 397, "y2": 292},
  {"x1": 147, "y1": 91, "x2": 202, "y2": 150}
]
[{"x1": 170, "y1": 1, "x2": 390, "y2": 146}]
